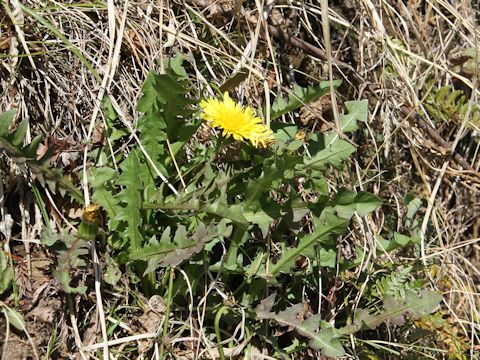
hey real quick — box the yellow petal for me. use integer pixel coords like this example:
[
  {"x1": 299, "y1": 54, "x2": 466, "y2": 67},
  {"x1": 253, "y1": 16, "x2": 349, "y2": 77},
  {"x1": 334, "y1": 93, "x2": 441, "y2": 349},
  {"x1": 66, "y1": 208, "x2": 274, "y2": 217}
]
[{"x1": 200, "y1": 93, "x2": 275, "y2": 148}]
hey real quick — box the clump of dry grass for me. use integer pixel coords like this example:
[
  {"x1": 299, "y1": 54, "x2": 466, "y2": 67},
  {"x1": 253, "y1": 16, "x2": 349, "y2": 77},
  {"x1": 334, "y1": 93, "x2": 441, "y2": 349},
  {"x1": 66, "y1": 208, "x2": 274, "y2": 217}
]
[{"x1": 0, "y1": 0, "x2": 479, "y2": 358}]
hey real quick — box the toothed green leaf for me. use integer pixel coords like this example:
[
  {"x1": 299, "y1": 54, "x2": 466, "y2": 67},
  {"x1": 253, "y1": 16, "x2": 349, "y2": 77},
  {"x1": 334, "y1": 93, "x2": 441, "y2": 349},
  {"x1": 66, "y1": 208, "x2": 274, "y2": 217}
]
[
  {"x1": 270, "y1": 81, "x2": 340, "y2": 120},
  {"x1": 257, "y1": 294, "x2": 345, "y2": 357},
  {"x1": 302, "y1": 132, "x2": 356, "y2": 170},
  {"x1": 115, "y1": 151, "x2": 143, "y2": 251},
  {"x1": 340, "y1": 99, "x2": 368, "y2": 133}
]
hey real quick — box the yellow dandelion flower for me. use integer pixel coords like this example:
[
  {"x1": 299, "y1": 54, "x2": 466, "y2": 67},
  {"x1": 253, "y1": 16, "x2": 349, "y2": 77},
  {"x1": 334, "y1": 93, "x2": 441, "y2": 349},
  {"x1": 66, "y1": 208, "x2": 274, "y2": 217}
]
[{"x1": 200, "y1": 92, "x2": 275, "y2": 148}]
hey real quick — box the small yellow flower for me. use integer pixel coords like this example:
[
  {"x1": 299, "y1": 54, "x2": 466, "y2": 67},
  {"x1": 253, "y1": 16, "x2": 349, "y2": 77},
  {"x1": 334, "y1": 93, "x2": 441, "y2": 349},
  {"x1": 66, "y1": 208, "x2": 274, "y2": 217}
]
[
  {"x1": 200, "y1": 92, "x2": 275, "y2": 148},
  {"x1": 83, "y1": 204, "x2": 101, "y2": 223}
]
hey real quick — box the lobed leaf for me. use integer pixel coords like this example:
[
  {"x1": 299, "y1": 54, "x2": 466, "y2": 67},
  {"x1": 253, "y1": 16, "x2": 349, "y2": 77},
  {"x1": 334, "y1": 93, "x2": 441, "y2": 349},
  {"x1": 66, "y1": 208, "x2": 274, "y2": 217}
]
[
  {"x1": 270, "y1": 82, "x2": 341, "y2": 120},
  {"x1": 339, "y1": 100, "x2": 368, "y2": 133},
  {"x1": 115, "y1": 151, "x2": 143, "y2": 251},
  {"x1": 40, "y1": 228, "x2": 90, "y2": 294},
  {"x1": 131, "y1": 222, "x2": 232, "y2": 274},
  {"x1": 353, "y1": 290, "x2": 442, "y2": 330},
  {"x1": 332, "y1": 188, "x2": 383, "y2": 219},
  {"x1": 302, "y1": 132, "x2": 356, "y2": 171},
  {"x1": 256, "y1": 294, "x2": 345, "y2": 356}
]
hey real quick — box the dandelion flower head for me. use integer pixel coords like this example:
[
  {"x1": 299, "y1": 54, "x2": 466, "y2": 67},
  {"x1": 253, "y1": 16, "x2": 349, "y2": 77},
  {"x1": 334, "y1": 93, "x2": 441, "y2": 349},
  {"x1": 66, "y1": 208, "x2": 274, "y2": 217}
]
[{"x1": 200, "y1": 92, "x2": 274, "y2": 148}]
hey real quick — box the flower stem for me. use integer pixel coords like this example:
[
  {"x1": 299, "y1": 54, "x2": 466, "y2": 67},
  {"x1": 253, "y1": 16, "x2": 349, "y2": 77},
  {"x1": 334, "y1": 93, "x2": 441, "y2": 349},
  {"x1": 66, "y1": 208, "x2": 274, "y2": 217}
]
[
  {"x1": 159, "y1": 267, "x2": 175, "y2": 358},
  {"x1": 214, "y1": 306, "x2": 229, "y2": 360}
]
